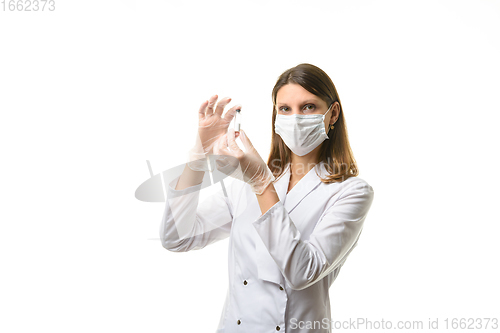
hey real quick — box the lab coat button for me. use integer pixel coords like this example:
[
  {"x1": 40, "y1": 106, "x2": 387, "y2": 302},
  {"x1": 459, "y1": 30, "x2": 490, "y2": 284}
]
[
  {"x1": 243, "y1": 280, "x2": 247, "y2": 285},
  {"x1": 276, "y1": 325, "x2": 281, "y2": 331},
  {"x1": 279, "y1": 286, "x2": 284, "y2": 290},
  {"x1": 237, "y1": 320, "x2": 241, "y2": 325}
]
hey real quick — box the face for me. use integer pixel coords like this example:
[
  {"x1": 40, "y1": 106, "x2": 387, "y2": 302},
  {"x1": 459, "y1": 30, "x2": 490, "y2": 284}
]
[{"x1": 275, "y1": 83, "x2": 339, "y2": 132}]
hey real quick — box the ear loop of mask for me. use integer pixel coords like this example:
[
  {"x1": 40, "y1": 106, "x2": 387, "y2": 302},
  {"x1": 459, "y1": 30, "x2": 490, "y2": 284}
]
[{"x1": 322, "y1": 103, "x2": 333, "y2": 119}]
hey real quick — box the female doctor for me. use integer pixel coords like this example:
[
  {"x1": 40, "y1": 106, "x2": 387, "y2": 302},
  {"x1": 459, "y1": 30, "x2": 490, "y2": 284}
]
[{"x1": 160, "y1": 63, "x2": 374, "y2": 333}]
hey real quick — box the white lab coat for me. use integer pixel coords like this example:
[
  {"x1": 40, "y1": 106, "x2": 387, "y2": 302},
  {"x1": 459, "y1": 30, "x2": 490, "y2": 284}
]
[{"x1": 160, "y1": 161, "x2": 374, "y2": 333}]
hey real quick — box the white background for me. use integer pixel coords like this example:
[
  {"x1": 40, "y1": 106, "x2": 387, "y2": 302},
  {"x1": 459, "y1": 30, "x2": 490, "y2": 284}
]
[{"x1": 1, "y1": 0, "x2": 499, "y2": 332}]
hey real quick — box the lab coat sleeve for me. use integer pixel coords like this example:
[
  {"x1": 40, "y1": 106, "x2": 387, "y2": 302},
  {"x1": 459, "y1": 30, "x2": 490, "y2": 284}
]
[
  {"x1": 159, "y1": 175, "x2": 234, "y2": 252},
  {"x1": 252, "y1": 180, "x2": 374, "y2": 290}
]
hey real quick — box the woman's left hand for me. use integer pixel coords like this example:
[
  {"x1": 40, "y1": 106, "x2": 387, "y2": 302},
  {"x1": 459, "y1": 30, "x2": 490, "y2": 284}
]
[{"x1": 214, "y1": 128, "x2": 275, "y2": 195}]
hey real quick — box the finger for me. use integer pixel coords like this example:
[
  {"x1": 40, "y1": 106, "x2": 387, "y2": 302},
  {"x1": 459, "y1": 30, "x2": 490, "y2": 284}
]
[
  {"x1": 239, "y1": 129, "x2": 254, "y2": 151},
  {"x1": 213, "y1": 136, "x2": 230, "y2": 170},
  {"x1": 215, "y1": 135, "x2": 231, "y2": 162},
  {"x1": 214, "y1": 97, "x2": 232, "y2": 117},
  {"x1": 214, "y1": 133, "x2": 229, "y2": 156},
  {"x1": 205, "y1": 94, "x2": 218, "y2": 116},
  {"x1": 198, "y1": 100, "x2": 209, "y2": 121},
  {"x1": 213, "y1": 134, "x2": 223, "y2": 155},
  {"x1": 214, "y1": 135, "x2": 239, "y2": 175},
  {"x1": 227, "y1": 128, "x2": 243, "y2": 156},
  {"x1": 223, "y1": 104, "x2": 241, "y2": 124}
]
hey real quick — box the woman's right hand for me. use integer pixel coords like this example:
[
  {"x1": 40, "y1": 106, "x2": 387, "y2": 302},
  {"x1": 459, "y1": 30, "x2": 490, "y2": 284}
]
[{"x1": 198, "y1": 95, "x2": 240, "y2": 154}]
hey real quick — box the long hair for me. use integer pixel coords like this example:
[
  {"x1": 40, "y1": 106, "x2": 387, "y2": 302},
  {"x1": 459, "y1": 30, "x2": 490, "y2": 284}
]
[{"x1": 267, "y1": 63, "x2": 359, "y2": 183}]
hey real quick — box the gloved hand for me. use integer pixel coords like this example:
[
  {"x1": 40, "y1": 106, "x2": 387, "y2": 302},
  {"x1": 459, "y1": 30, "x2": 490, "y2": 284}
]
[
  {"x1": 188, "y1": 95, "x2": 241, "y2": 172},
  {"x1": 213, "y1": 128, "x2": 275, "y2": 195}
]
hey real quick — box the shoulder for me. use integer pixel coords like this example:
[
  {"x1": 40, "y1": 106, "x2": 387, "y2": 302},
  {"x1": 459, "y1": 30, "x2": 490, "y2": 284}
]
[
  {"x1": 336, "y1": 177, "x2": 374, "y2": 212},
  {"x1": 316, "y1": 176, "x2": 374, "y2": 214},
  {"x1": 340, "y1": 176, "x2": 373, "y2": 194},
  {"x1": 319, "y1": 177, "x2": 374, "y2": 219},
  {"x1": 316, "y1": 162, "x2": 373, "y2": 193},
  {"x1": 317, "y1": 175, "x2": 373, "y2": 195}
]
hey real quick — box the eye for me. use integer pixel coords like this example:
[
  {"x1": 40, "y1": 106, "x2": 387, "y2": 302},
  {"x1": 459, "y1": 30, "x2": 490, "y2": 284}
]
[
  {"x1": 278, "y1": 106, "x2": 290, "y2": 113},
  {"x1": 303, "y1": 104, "x2": 316, "y2": 112}
]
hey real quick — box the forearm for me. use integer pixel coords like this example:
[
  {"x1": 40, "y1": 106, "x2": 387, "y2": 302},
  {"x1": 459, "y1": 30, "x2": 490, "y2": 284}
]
[
  {"x1": 255, "y1": 183, "x2": 280, "y2": 215},
  {"x1": 161, "y1": 168, "x2": 233, "y2": 252}
]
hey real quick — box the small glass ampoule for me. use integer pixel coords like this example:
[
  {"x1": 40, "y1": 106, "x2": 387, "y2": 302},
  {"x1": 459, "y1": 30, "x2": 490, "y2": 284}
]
[{"x1": 234, "y1": 108, "x2": 241, "y2": 132}]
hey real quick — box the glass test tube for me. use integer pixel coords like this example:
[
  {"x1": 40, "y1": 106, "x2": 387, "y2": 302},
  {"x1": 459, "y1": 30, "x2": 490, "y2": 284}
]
[{"x1": 234, "y1": 109, "x2": 241, "y2": 132}]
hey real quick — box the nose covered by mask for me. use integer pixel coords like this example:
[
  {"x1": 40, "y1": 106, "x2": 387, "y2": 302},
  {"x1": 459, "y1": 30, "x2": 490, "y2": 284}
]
[{"x1": 275, "y1": 104, "x2": 333, "y2": 156}]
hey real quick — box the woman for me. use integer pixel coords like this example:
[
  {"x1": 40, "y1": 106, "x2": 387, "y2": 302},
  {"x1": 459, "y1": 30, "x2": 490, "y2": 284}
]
[{"x1": 160, "y1": 63, "x2": 374, "y2": 332}]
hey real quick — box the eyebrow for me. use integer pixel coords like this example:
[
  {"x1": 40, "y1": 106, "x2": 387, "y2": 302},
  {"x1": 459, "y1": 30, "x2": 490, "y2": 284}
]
[{"x1": 277, "y1": 99, "x2": 320, "y2": 106}]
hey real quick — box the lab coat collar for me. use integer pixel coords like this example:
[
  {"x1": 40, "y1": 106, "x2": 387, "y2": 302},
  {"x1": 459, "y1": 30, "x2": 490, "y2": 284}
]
[
  {"x1": 256, "y1": 161, "x2": 329, "y2": 285},
  {"x1": 275, "y1": 161, "x2": 328, "y2": 214}
]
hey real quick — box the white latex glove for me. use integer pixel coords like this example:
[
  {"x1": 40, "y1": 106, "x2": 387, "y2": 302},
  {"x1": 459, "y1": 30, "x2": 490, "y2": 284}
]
[
  {"x1": 213, "y1": 128, "x2": 275, "y2": 195},
  {"x1": 187, "y1": 95, "x2": 241, "y2": 172}
]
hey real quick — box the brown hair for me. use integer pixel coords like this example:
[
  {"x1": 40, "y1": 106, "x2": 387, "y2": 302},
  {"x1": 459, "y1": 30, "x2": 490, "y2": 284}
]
[{"x1": 267, "y1": 63, "x2": 359, "y2": 183}]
